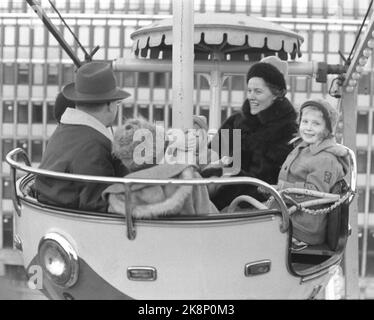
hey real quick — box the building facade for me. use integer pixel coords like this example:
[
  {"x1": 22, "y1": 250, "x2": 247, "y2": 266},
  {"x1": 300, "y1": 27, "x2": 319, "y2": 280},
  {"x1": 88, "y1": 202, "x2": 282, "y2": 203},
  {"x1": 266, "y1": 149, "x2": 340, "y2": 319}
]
[{"x1": 0, "y1": 0, "x2": 373, "y2": 298}]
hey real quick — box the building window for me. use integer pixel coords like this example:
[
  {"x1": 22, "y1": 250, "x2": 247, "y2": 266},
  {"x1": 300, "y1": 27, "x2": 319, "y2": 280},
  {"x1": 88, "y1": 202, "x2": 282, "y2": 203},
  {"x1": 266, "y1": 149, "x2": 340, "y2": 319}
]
[
  {"x1": 296, "y1": 0, "x2": 308, "y2": 15},
  {"x1": 18, "y1": 63, "x2": 30, "y2": 84},
  {"x1": 154, "y1": 72, "x2": 166, "y2": 88},
  {"x1": 47, "y1": 64, "x2": 59, "y2": 85},
  {"x1": 69, "y1": 0, "x2": 83, "y2": 12},
  {"x1": 357, "y1": 150, "x2": 367, "y2": 174},
  {"x1": 47, "y1": 102, "x2": 56, "y2": 123},
  {"x1": 108, "y1": 27, "x2": 120, "y2": 47},
  {"x1": 218, "y1": 0, "x2": 233, "y2": 12},
  {"x1": 19, "y1": 26, "x2": 30, "y2": 46},
  {"x1": 312, "y1": 32, "x2": 324, "y2": 52},
  {"x1": 31, "y1": 140, "x2": 43, "y2": 163},
  {"x1": 357, "y1": 111, "x2": 369, "y2": 134},
  {"x1": 357, "y1": 189, "x2": 365, "y2": 213},
  {"x1": 3, "y1": 63, "x2": 15, "y2": 85},
  {"x1": 138, "y1": 72, "x2": 150, "y2": 87},
  {"x1": 157, "y1": 0, "x2": 171, "y2": 12},
  {"x1": 17, "y1": 101, "x2": 28, "y2": 124},
  {"x1": 2, "y1": 139, "x2": 14, "y2": 161},
  {"x1": 113, "y1": 0, "x2": 124, "y2": 11},
  {"x1": 2, "y1": 178, "x2": 11, "y2": 199},
  {"x1": 33, "y1": 25, "x2": 45, "y2": 45},
  {"x1": 78, "y1": 26, "x2": 90, "y2": 47},
  {"x1": 123, "y1": 104, "x2": 135, "y2": 119},
  {"x1": 312, "y1": 0, "x2": 324, "y2": 15},
  {"x1": 265, "y1": 0, "x2": 277, "y2": 16},
  {"x1": 2, "y1": 215, "x2": 13, "y2": 248},
  {"x1": 98, "y1": 0, "x2": 110, "y2": 12},
  {"x1": 280, "y1": 0, "x2": 293, "y2": 14},
  {"x1": 17, "y1": 139, "x2": 29, "y2": 156},
  {"x1": 153, "y1": 105, "x2": 164, "y2": 121},
  {"x1": 33, "y1": 64, "x2": 44, "y2": 85},
  {"x1": 2, "y1": 102, "x2": 14, "y2": 123},
  {"x1": 358, "y1": 73, "x2": 370, "y2": 95},
  {"x1": 138, "y1": 104, "x2": 149, "y2": 119},
  {"x1": 123, "y1": 72, "x2": 135, "y2": 88},
  {"x1": 62, "y1": 64, "x2": 74, "y2": 85},
  {"x1": 32, "y1": 102, "x2": 43, "y2": 123},
  {"x1": 4, "y1": 25, "x2": 15, "y2": 45},
  {"x1": 370, "y1": 190, "x2": 374, "y2": 213},
  {"x1": 342, "y1": 0, "x2": 354, "y2": 16},
  {"x1": 94, "y1": 26, "x2": 105, "y2": 47}
]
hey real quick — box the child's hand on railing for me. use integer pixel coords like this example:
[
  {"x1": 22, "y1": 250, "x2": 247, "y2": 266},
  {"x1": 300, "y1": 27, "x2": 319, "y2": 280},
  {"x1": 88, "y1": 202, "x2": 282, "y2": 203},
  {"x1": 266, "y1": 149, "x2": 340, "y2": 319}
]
[{"x1": 257, "y1": 184, "x2": 279, "y2": 194}]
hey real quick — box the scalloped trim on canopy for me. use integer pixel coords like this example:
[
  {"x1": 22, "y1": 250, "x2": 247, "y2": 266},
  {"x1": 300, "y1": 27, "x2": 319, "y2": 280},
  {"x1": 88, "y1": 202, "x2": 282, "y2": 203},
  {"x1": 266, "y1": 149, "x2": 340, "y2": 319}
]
[{"x1": 131, "y1": 13, "x2": 304, "y2": 61}]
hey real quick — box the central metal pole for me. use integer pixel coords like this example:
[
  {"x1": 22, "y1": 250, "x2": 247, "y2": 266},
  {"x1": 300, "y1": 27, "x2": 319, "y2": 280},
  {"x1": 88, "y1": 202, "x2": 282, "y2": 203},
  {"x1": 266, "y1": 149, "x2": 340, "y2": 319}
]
[
  {"x1": 172, "y1": 0, "x2": 194, "y2": 130},
  {"x1": 341, "y1": 89, "x2": 360, "y2": 299},
  {"x1": 209, "y1": 58, "x2": 222, "y2": 130}
]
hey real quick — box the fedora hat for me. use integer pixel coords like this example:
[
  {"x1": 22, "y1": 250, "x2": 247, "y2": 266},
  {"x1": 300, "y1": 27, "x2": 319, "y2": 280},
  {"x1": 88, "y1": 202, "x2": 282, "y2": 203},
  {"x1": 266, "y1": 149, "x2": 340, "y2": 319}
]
[{"x1": 62, "y1": 61, "x2": 130, "y2": 104}]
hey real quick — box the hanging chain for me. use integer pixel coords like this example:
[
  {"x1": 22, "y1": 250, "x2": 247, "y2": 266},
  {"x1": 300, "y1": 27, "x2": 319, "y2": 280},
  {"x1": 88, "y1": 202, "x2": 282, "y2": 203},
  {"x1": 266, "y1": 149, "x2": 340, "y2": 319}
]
[{"x1": 286, "y1": 190, "x2": 355, "y2": 216}]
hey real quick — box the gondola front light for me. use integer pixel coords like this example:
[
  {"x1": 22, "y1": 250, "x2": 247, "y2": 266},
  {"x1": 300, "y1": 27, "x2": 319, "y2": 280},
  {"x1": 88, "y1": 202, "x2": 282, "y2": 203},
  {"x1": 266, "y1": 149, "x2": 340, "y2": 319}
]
[{"x1": 38, "y1": 233, "x2": 79, "y2": 288}]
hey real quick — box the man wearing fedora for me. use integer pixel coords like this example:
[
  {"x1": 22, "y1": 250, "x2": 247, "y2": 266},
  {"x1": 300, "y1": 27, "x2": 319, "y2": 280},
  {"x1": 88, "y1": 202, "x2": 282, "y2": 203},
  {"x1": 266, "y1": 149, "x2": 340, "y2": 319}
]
[{"x1": 35, "y1": 61, "x2": 130, "y2": 212}]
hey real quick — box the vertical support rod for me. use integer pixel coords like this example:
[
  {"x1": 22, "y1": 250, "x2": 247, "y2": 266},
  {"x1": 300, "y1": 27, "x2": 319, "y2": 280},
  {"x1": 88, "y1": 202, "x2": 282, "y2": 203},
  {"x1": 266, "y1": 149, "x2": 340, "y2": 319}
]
[
  {"x1": 172, "y1": 0, "x2": 194, "y2": 130},
  {"x1": 341, "y1": 89, "x2": 360, "y2": 299},
  {"x1": 209, "y1": 61, "x2": 222, "y2": 130}
]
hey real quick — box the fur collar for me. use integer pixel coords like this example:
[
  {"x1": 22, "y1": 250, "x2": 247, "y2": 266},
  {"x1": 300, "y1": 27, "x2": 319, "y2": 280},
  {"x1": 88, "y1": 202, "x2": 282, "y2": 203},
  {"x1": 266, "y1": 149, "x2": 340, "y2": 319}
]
[
  {"x1": 242, "y1": 97, "x2": 295, "y2": 124},
  {"x1": 60, "y1": 108, "x2": 113, "y2": 141}
]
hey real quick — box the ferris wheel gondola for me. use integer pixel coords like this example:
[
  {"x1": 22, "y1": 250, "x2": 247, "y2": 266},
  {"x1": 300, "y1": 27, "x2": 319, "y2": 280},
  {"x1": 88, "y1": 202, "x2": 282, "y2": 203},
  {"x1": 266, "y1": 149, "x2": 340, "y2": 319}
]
[{"x1": 11, "y1": 0, "x2": 369, "y2": 299}]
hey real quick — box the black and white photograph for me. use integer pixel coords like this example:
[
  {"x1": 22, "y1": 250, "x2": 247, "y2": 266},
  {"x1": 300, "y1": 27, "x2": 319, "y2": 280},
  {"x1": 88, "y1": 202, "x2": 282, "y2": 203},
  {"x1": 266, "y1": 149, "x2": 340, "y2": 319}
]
[{"x1": 0, "y1": 0, "x2": 372, "y2": 303}]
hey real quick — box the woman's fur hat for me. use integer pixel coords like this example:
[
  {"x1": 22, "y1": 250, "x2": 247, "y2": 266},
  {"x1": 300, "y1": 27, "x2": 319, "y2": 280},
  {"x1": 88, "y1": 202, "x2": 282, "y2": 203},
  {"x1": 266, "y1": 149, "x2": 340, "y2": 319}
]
[
  {"x1": 260, "y1": 56, "x2": 288, "y2": 78},
  {"x1": 246, "y1": 62, "x2": 287, "y2": 91}
]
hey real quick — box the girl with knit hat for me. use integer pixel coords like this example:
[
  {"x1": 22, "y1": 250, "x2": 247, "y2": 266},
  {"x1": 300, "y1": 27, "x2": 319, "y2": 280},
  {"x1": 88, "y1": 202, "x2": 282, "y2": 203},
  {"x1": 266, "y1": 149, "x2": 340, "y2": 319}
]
[
  {"x1": 272, "y1": 99, "x2": 349, "y2": 249},
  {"x1": 102, "y1": 118, "x2": 218, "y2": 218}
]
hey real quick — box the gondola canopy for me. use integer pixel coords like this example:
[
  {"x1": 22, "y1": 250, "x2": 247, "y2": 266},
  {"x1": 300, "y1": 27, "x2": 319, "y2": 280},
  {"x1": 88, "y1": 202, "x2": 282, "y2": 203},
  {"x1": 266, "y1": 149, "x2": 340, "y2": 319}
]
[{"x1": 131, "y1": 13, "x2": 304, "y2": 61}]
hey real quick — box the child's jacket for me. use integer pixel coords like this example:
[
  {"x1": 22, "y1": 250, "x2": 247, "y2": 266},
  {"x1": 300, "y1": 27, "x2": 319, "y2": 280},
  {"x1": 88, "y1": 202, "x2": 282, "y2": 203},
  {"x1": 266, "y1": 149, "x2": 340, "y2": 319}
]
[{"x1": 277, "y1": 138, "x2": 349, "y2": 245}]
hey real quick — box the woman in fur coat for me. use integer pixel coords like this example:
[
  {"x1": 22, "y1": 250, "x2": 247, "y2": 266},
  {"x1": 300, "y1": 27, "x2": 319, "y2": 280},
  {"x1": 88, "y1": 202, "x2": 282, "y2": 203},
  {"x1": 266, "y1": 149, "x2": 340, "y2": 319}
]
[{"x1": 207, "y1": 61, "x2": 298, "y2": 210}]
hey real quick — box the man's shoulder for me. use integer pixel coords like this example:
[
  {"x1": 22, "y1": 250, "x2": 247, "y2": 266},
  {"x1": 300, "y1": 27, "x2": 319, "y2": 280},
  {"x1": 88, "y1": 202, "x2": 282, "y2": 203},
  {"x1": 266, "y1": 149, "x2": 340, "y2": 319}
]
[{"x1": 58, "y1": 124, "x2": 111, "y2": 143}]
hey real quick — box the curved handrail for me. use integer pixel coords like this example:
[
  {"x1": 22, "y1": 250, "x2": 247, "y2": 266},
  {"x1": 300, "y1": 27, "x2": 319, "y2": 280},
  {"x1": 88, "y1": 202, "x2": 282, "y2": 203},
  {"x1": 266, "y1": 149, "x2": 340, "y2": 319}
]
[
  {"x1": 6, "y1": 148, "x2": 290, "y2": 237},
  {"x1": 345, "y1": 146, "x2": 357, "y2": 202},
  {"x1": 9, "y1": 149, "x2": 31, "y2": 217}
]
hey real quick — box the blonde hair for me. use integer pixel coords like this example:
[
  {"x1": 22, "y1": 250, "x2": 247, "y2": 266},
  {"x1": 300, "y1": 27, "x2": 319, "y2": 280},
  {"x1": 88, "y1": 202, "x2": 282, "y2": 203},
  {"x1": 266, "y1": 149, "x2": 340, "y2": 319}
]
[{"x1": 113, "y1": 118, "x2": 165, "y2": 172}]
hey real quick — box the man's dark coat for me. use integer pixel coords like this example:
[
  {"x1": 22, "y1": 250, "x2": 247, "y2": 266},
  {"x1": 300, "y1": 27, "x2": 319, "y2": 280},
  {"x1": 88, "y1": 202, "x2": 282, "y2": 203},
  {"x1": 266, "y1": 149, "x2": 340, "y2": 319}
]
[{"x1": 35, "y1": 124, "x2": 126, "y2": 212}]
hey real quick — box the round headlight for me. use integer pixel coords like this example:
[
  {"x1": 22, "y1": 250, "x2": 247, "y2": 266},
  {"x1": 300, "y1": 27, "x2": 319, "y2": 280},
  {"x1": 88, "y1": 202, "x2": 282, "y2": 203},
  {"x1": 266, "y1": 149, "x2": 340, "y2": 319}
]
[{"x1": 38, "y1": 233, "x2": 79, "y2": 288}]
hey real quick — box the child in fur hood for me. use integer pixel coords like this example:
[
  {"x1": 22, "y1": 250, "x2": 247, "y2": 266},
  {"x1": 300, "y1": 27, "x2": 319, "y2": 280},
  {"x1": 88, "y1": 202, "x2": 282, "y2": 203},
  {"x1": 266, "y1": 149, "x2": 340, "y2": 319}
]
[
  {"x1": 102, "y1": 118, "x2": 219, "y2": 218},
  {"x1": 269, "y1": 99, "x2": 349, "y2": 248}
]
